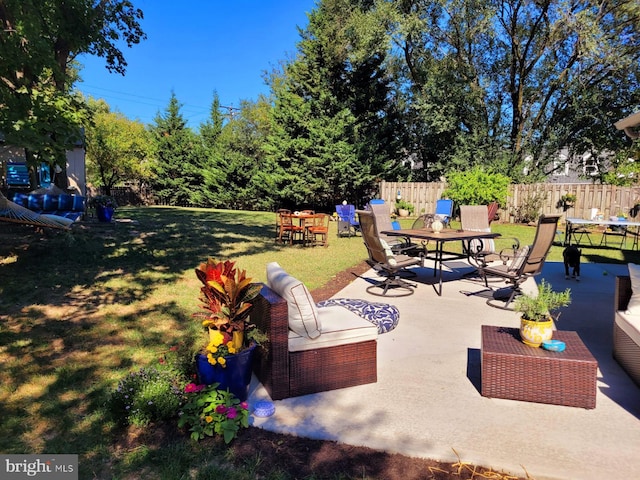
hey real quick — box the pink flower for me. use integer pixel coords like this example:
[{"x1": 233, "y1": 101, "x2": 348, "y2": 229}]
[
  {"x1": 216, "y1": 405, "x2": 228, "y2": 414},
  {"x1": 240, "y1": 401, "x2": 248, "y2": 410},
  {"x1": 184, "y1": 383, "x2": 205, "y2": 393},
  {"x1": 226, "y1": 407, "x2": 238, "y2": 419}
]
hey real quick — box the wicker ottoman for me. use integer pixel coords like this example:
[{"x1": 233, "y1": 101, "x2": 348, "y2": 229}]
[{"x1": 481, "y1": 325, "x2": 598, "y2": 409}]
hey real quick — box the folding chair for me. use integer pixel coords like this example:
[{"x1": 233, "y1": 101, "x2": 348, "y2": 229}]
[{"x1": 434, "y1": 199, "x2": 454, "y2": 226}]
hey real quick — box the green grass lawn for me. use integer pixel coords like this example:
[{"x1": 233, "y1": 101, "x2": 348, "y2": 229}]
[{"x1": 0, "y1": 206, "x2": 636, "y2": 479}]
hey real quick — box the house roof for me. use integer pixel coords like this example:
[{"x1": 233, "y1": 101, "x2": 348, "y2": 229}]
[{"x1": 615, "y1": 111, "x2": 640, "y2": 138}]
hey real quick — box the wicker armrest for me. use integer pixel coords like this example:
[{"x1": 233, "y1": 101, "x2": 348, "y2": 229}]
[
  {"x1": 250, "y1": 283, "x2": 290, "y2": 400},
  {"x1": 614, "y1": 275, "x2": 640, "y2": 387},
  {"x1": 615, "y1": 276, "x2": 631, "y2": 312}
]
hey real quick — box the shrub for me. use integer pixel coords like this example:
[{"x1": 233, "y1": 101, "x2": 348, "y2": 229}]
[
  {"x1": 442, "y1": 167, "x2": 510, "y2": 207},
  {"x1": 512, "y1": 191, "x2": 546, "y2": 223},
  {"x1": 109, "y1": 365, "x2": 187, "y2": 427}
]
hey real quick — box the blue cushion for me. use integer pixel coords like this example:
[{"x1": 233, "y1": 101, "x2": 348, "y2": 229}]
[
  {"x1": 27, "y1": 194, "x2": 44, "y2": 212},
  {"x1": 58, "y1": 194, "x2": 73, "y2": 211},
  {"x1": 316, "y1": 298, "x2": 400, "y2": 334},
  {"x1": 42, "y1": 194, "x2": 59, "y2": 211},
  {"x1": 9, "y1": 192, "x2": 28, "y2": 207},
  {"x1": 71, "y1": 195, "x2": 85, "y2": 211}
]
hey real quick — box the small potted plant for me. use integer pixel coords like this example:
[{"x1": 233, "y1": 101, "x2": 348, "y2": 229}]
[
  {"x1": 557, "y1": 193, "x2": 576, "y2": 212},
  {"x1": 90, "y1": 194, "x2": 118, "y2": 222},
  {"x1": 192, "y1": 258, "x2": 266, "y2": 401},
  {"x1": 395, "y1": 199, "x2": 415, "y2": 217},
  {"x1": 513, "y1": 280, "x2": 571, "y2": 347}
]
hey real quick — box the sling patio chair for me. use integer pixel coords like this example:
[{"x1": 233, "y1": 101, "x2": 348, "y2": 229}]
[
  {"x1": 434, "y1": 199, "x2": 454, "y2": 226},
  {"x1": 356, "y1": 209, "x2": 424, "y2": 297},
  {"x1": 413, "y1": 199, "x2": 455, "y2": 229},
  {"x1": 368, "y1": 202, "x2": 421, "y2": 255},
  {"x1": 335, "y1": 203, "x2": 360, "y2": 237},
  {"x1": 460, "y1": 205, "x2": 497, "y2": 262},
  {"x1": 473, "y1": 214, "x2": 561, "y2": 310}
]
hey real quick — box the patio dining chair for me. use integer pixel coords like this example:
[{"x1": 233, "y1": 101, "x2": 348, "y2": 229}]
[
  {"x1": 356, "y1": 209, "x2": 424, "y2": 297},
  {"x1": 306, "y1": 213, "x2": 330, "y2": 247},
  {"x1": 277, "y1": 209, "x2": 304, "y2": 245},
  {"x1": 460, "y1": 205, "x2": 497, "y2": 262},
  {"x1": 475, "y1": 214, "x2": 561, "y2": 310},
  {"x1": 368, "y1": 202, "x2": 420, "y2": 255}
]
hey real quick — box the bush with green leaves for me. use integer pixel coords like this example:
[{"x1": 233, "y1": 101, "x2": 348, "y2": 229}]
[
  {"x1": 442, "y1": 167, "x2": 510, "y2": 207},
  {"x1": 178, "y1": 383, "x2": 249, "y2": 443},
  {"x1": 512, "y1": 191, "x2": 547, "y2": 223},
  {"x1": 109, "y1": 360, "x2": 188, "y2": 427}
]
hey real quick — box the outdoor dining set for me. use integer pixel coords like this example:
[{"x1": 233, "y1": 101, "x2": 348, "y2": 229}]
[{"x1": 275, "y1": 209, "x2": 330, "y2": 247}]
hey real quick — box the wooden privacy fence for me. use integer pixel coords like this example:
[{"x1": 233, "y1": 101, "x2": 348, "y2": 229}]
[{"x1": 380, "y1": 181, "x2": 640, "y2": 223}]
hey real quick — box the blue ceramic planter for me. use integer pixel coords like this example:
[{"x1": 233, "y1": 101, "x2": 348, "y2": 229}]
[
  {"x1": 96, "y1": 205, "x2": 114, "y2": 222},
  {"x1": 196, "y1": 344, "x2": 256, "y2": 402}
]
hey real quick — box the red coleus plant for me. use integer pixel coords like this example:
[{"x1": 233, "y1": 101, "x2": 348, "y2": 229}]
[{"x1": 193, "y1": 258, "x2": 262, "y2": 334}]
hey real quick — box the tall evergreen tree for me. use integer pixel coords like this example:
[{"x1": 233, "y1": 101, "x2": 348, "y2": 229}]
[
  {"x1": 193, "y1": 92, "x2": 225, "y2": 207},
  {"x1": 150, "y1": 93, "x2": 199, "y2": 205},
  {"x1": 265, "y1": 0, "x2": 405, "y2": 208}
]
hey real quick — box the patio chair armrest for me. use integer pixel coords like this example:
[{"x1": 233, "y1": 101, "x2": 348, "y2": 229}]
[{"x1": 393, "y1": 239, "x2": 427, "y2": 258}]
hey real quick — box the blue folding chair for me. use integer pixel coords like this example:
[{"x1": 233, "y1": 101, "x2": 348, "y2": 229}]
[
  {"x1": 435, "y1": 199, "x2": 454, "y2": 226},
  {"x1": 335, "y1": 204, "x2": 360, "y2": 237}
]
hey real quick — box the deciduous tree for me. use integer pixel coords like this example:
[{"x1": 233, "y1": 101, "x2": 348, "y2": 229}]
[
  {"x1": 85, "y1": 99, "x2": 153, "y2": 196},
  {"x1": 0, "y1": 0, "x2": 145, "y2": 183}
]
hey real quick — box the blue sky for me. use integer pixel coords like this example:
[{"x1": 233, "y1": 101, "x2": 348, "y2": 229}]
[{"x1": 76, "y1": 0, "x2": 317, "y2": 127}]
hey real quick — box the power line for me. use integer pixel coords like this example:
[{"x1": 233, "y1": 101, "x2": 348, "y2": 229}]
[{"x1": 79, "y1": 84, "x2": 241, "y2": 117}]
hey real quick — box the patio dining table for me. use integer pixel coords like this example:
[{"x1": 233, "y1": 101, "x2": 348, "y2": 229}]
[
  {"x1": 381, "y1": 228, "x2": 500, "y2": 295},
  {"x1": 280, "y1": 212, "x2": 318, "y2": 245},
  {"x1": 564, "y1": 217, "x2": 640, "y2": 249}
]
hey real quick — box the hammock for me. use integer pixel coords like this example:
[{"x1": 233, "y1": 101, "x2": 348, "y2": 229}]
[{"x1": 0, "y1": 191, "x2": 71, "y2": 230}]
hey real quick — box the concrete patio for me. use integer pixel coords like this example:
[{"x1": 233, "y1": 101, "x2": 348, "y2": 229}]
[{"x1": 249, "y1": 259, "x2": 640, "y2": 480}]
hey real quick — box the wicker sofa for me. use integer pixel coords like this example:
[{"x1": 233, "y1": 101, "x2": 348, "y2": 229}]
[
  {"x1": 250, "y1": 283, "x2": 378, "y2": 400},
  {"x1": 8, "y1": 191, "x2": 85, "y2": 221},
  {"x1": 614, "y1": 275, "x2": 640, "y2": 386}
]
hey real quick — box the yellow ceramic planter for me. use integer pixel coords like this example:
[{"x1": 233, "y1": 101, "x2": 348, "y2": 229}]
[{"x1": 520, "y1": 317, "x2": 554, "y2": 347}]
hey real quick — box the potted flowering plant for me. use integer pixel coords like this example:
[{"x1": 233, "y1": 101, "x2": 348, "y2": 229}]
[
  {"x1": 90, "y1": 194, "x2": 118, "y2": 222},
  {"x1": 90, "y1": 194, "x2": 118, "y2": 208},
  {"x1": 178, "y1": 383, "x2": 250, "y2": 443},
  {"x1": 557, "y1": 193, "x2": 576, "y2": 211},
  {"x1": 192, "y1": 258, "x2": 264, "y2": 401}
]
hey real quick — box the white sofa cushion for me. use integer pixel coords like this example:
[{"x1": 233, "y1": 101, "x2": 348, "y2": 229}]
[
  {"x1": 266, "y1": 262, "x2": 321, "y2": 339},
  {"x1": 615, "y1": 311, "x2": 640, "y2": 346},
  {"x1": 288, "y1": 305, "x2": 378, "y2": 352},
  {"x1": 625, "y1": 263, "x2": 640, "y2": 315}
]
